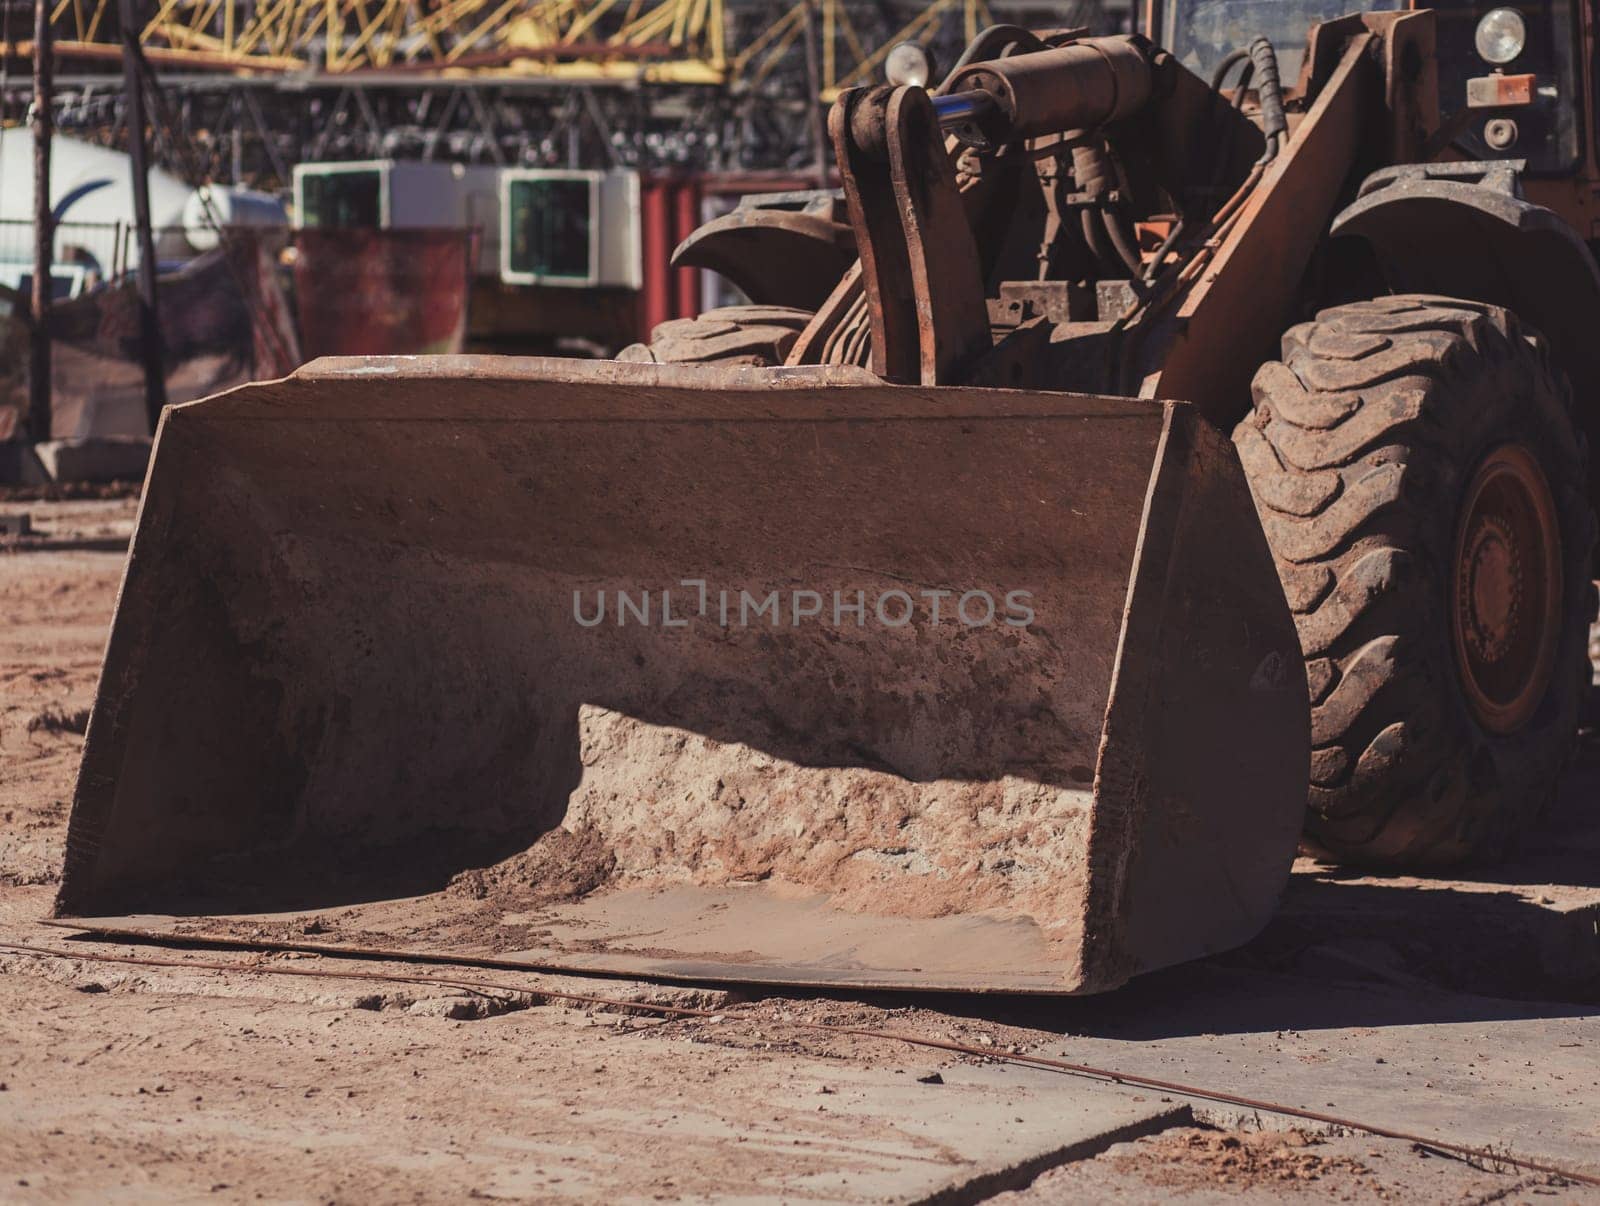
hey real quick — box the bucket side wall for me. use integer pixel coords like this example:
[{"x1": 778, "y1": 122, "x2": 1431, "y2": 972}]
[{"x1": 1088, "y1": 407, "x2": 1310, "y2": 989}]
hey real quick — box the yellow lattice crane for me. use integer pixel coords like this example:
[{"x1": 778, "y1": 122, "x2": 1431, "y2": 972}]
[
  {"x1": 31, "y1": 0, "x2": 727, "y2": 79},
  {"x1": 25, "y1": 0, "x2": 999, "y2": 89}
]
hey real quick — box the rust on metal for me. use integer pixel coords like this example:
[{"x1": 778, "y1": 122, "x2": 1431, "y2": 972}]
[
  {"x1": 1135, "y1": 32, "x2": 1377, "y2": 420},
  {"x1": 1451, "y1": 442, "x2": 1565, "y2": 734}
]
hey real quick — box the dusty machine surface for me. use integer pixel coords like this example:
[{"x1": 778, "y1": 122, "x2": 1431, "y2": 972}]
[{"x1": 52, "y1": 2, "x2": 1600, "y2": 992}]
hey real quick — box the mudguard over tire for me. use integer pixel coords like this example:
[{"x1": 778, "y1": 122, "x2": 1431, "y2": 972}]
[{"x1": 1237, "y1": 295, "x2": 1596, "y2": 866}]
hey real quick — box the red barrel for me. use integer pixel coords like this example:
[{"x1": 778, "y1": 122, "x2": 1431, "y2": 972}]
[{"x1": 293, "y1": 228, "x2": 476, "y2": 358}]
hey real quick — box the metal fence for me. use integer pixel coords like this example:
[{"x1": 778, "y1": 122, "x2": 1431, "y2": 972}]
[{"x1": 0, "y1": 219, "x2": 194, "y2": 285}]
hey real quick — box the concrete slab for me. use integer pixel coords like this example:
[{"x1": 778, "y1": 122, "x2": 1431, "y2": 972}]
[
  {"x1": 961, "y1": 964, "x2": 1600, "y2": 1180},
  {"x1": 992, "y1": 1126, "x2": 1589, "y2": 1203},
  {"x1": 741, "y1": 1062, "x2": 1191, "y2": 1204}
]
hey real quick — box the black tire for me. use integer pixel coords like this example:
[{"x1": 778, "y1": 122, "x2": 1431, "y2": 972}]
[
  {"x1": 616, "y1": 305, "x2": 813, "y2": 366},
  {"x1": 1235, "y1": 295, "x2": 1597, "y2": 867}
]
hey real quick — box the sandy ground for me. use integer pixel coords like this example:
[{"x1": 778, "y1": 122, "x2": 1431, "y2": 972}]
[{"x1": 2, "y1": 497, "x2": 1599, "y2": 1203}]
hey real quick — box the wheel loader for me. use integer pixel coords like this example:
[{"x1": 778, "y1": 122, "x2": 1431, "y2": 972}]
[{"x1": 50, "y1": 2, "x2": 1600, "y2": 995}]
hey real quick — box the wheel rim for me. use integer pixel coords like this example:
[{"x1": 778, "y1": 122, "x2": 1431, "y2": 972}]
[{"x1": 1451, "y1": 443, "x2": 1563, "y2": 734}]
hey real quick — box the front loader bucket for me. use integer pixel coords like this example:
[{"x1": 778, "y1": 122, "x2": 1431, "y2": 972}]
[{"x1": 54, "y1": 358, "x2": 1307, "y2": 995}]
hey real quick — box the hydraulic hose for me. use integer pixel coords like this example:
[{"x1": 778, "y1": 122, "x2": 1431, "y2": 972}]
[
  {"x1": 1247, "y1": 36, "x2": 1287, "y2": 164},
  {"x1": 1209, "y1": 47, "x2": 1250, "y2": 92},
  {"x1": 1071, "y1": 141, "x2": 1139, "y2": 276},
  {"x1": 1080, "y1": 207, "x2": 1118, "y2": 274},
  {"x1": 1141, "y1": 218, "x2": 1185, "y2": 281},
  {"x1": 940, "y1": 23, "x2": 1044, "y2": 82},
  {"x1": 1101, "y1": 208, "x2": 1144, "y2": 276},
  {"x1": 1231, "y1": 61, "x2": 1255, "y2": 110}
]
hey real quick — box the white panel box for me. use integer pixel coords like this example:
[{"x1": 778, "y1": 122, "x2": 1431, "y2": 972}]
[{"x1": 499, "y1": 168, "x2": 641, "y2": 289}]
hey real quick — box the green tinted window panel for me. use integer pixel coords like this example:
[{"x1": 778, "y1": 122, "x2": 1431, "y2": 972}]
[
  {"x1": 302, "y1": 171, "x2": 382, "y2": 229},
  {"x1": 508, "y1": 178, "x2": 594, "y2": 281}
]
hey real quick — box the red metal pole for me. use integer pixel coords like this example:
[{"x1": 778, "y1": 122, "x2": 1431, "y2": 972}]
[
  {"x1": 671, "y1": 177, "x2": 701, "y2": 320},
  {"x1": 639, "y1": 177, "x2": 671, "y2": 342}
]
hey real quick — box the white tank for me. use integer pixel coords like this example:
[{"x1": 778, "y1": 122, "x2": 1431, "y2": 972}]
[{"x1": 182, "y1": 185, "x2": 289, "y2": 251}]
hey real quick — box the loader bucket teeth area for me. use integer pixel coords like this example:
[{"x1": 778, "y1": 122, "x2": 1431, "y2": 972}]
[{"x1": 53, "y1": 357, "x2": 1307, "y2": 995}]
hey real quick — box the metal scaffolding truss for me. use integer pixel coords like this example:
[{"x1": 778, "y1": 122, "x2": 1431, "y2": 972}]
[
  {"x1": 26, "y1": 0, "x2": 1044, "y2": 88},
  {"x1": 734, "y1": 0, "x2": 995, "y2": 98},
  {"x1": 27, "y1": 70, "x2": 818, "y2": 178}
]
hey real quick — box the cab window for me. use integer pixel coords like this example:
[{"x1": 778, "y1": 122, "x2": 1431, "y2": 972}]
[{"x1": 1160, "y1": 0, "x2": 1402, "y2": 87}]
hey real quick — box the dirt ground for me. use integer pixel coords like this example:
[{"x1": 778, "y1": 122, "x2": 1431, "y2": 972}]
[
  {"x1": 2, "y1": 496, "x2": 1598, "y2": 1203},
  {"x1": 995, "y1": 1126, "x2": 1580, "y2": 1203}
]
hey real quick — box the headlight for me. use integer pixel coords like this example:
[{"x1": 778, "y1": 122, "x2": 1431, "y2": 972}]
[
  {"x1": 885, "y1": 42, "x2": 935, "y2": 88},
  {"x1": 1475, "y1": 8, "x2": 1527, "y2": 65}
]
